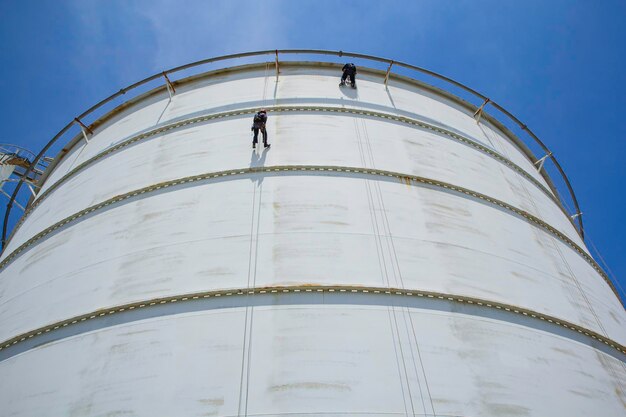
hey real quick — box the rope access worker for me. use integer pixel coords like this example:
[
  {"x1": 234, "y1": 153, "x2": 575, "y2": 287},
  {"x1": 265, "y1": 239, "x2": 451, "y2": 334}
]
[
  {"x1": 251, "y1": 109, "x2": 270, "y2": 149},
  {"x1": 340, "y1": 63, "x2": 357, "y2": 88}
]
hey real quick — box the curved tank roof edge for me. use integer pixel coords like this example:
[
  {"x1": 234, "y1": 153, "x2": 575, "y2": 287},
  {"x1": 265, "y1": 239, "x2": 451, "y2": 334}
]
[{"x1": 39, "y1": 61, "x2": 546, "y2": 194}]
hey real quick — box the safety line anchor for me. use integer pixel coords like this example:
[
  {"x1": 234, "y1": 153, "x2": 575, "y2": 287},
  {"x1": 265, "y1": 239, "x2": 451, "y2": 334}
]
[
  {"x1": 473, "y1": 98, "x2": 491, "y2": 124},
  {"x1": 570, "y1": 212, "x2": 583, "y2": 220},
  {"x1": 73, "y1": 118, "x2": 93, "y2": 143},
  {"x1": 384, "y1": 61, "x2": 394, "y2": 86},
  {"x1": 162, "y1": 72, "x2": 176, "y2": 98},
  {"x1": 275, "y1": 50, "x2": 280, "y2": 81},
  {"x1": 534, "y1": 152, "x2": 553, "y2": 172}
]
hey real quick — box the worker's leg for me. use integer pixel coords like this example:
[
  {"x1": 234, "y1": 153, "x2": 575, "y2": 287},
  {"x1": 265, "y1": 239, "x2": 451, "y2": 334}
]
[
  {"x1": 349, "y1": 73, "x2": 356, "y2": 87},
  {"x1": 340, "y1": 71, "x2": 348, "y2": 85},
  {"x1": 262, "y1": 127, "x2": 269, "y2": 146},
  {"x1": 253, "y1": 128, "x2": 259, "y2": 146}
]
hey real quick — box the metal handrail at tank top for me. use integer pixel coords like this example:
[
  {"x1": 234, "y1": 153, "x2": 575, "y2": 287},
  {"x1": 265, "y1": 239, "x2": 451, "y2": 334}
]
[{"x1": 1, "y1": 49, "x2": 584, "y2": 252}]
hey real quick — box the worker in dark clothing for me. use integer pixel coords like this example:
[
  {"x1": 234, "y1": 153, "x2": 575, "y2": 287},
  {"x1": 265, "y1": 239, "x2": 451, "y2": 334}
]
[
  {"x1": 251, "y1": 109, "x2": 270, "y2": 149},
  {"x1": 340, "y1": 63, "x2": 357, "y2": 88}
]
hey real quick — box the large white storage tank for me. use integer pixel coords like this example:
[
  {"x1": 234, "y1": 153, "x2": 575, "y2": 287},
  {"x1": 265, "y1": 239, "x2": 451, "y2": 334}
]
[{"x1": 0, "y1": 52, "x2": 624, "y2": 417}]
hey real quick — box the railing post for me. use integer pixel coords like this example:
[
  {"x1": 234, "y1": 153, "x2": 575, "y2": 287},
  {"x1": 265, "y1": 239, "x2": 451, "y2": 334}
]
[
  {"x1": 73, "y1": 118, "x2": 92, "y2": 143},
  {"x1": 384, "y1": 61, "x2": 394, "y2": 87},
  {"x1": 534, "y1": 152, "x2": 553, "y2": 172},
  {"x1": 162, "y1": 72, "x2": 176, "y2": 99},
  {"x1": 570, "y1": 212, "x2": 583, "y2": 220},
  {"x1": 473, "y1": 98, "x2": 491, "y2": 124}
]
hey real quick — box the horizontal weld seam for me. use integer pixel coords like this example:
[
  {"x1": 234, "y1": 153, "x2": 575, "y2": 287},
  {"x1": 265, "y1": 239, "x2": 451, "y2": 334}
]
[
  {"x1": 0, "y1": 285, "x2": 623, "y2": 357},
  {"x1": 0, "y1": 165, "x2": 616, "y2": 301}
]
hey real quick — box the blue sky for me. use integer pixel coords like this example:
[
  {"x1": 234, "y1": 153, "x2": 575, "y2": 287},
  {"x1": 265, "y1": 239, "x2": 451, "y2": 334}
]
[{"x1": 1, "y1": 0, "x2": 624, "y2": 297}]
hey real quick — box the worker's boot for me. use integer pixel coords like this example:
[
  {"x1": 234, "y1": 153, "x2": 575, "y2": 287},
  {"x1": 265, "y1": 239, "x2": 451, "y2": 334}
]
[
  {"x1": 264, "y1": 142, "x2": 271, "y2": 149},
  {"x1": 252, "y1": 141, "x2": 256, "y2": 149}
]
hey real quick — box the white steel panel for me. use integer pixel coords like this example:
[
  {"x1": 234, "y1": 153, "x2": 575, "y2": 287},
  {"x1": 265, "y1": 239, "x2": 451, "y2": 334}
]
[
  {"x1": 376, "y1": 180, "x2": 625, "y2": 344},
  {"x1": 0, "y1": 304, "x2": 623, "y2": 417},
  {"x1": 0, "y1": 309, "x2": 247, "y2": 417},
  {"x1": 7, "y1": 112, "x2": 581, "y2": 255},
  {"x1": 404, "y1": 308, "x2": 626, "y2": 417},
  {"x1": 0, "y1": 176, "x2": 622, "y2": 346}
]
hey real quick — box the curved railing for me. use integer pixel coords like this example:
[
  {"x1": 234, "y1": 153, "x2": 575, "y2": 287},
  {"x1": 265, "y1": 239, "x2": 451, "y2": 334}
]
[{"x1": 1, "y1": 49, "x2": 585, "y2": 252}]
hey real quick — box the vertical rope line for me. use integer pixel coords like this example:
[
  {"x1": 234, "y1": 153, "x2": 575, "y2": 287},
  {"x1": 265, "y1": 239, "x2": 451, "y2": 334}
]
[
  {"x1": 354, "y1": 116, "x2": 411, "y2": 415},
  {"x1": 360, "y1": 118, "x2": 401, "y2": 285},
  {"x1": 245, "y1": 183, "x2": 257, "y2": 295},
  {"x1": 584, "y1": 236, "x2": 626, "y2": 378},
  {"x1": 237, "y1": 182, "x2": 257, "y2": 417},
  {"x1": 244, "y1": 180, "x2": 263, "y2": 417},
  {"x1": 567, "y1": 224, "x2": 626, "y2": 386},
  {"x1": 554, "y1": 187, "x2": 625, "y2": 337},
  {"x1": 361, "y1": 117, "x2": 434, "y2": 415},
  {"x1": 399, "y1": 309, "x2": 429, "y2": 415},
  {"x1": 405, "y1": 308, "x2": 436, "y2": 416},
  {"x1": 64, "y1": 142, "x2": 89, "y2": 178},
  {"x1": 494, "y1": 127, "x2": 619, "y2": 408},
  {"x1": 243, "y1": 303, "x2": 254, "y2": 417},
  {"x1": 354, "y1": 117, "x2": 388, "y2": 287},
  {"x1": 236, "y1": 305, "x2": 250, "y2": 416},
  {"x1": 553, "y1": 235, "x2": 608, "y2": 335},
  {"x1": 240, "y1": 63, "x2": 269, "y2": 415},
  {"x1": 390, "y1": 302, "x2": 417, "y2": 417},
  {"x1": 499, "y1": 135, "x2": 608, "y2": 338},
  {"x1": 386, "y1": 303, "x2": 411, "y2": 416},
  {"x1": 583, "y1": 230, "x2": 626, "y2": 300},
  {"x1": 476, "y1": 121, "x2": 501, "y2": 153},
  {"x1": 358, "y1": 117, "x2": 419, "y2": 416},
  {"x1": 360, "y1": 117, "x2": 418, "y2": 410}
]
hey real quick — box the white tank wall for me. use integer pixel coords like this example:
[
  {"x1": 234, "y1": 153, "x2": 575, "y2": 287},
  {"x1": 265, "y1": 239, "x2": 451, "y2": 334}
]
[
  {"x1": 1, "y1": 303, "x2": 625, "y2": 416},
  {"x1": 7, "y1": 113, "x2": 583, "y2": 252},
  {"x1": 1, "y1": 63, "x2": 624, "y2": 416},
  {"x1": 1, "y1": 175, "x2": 624, "y2": 345}
]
